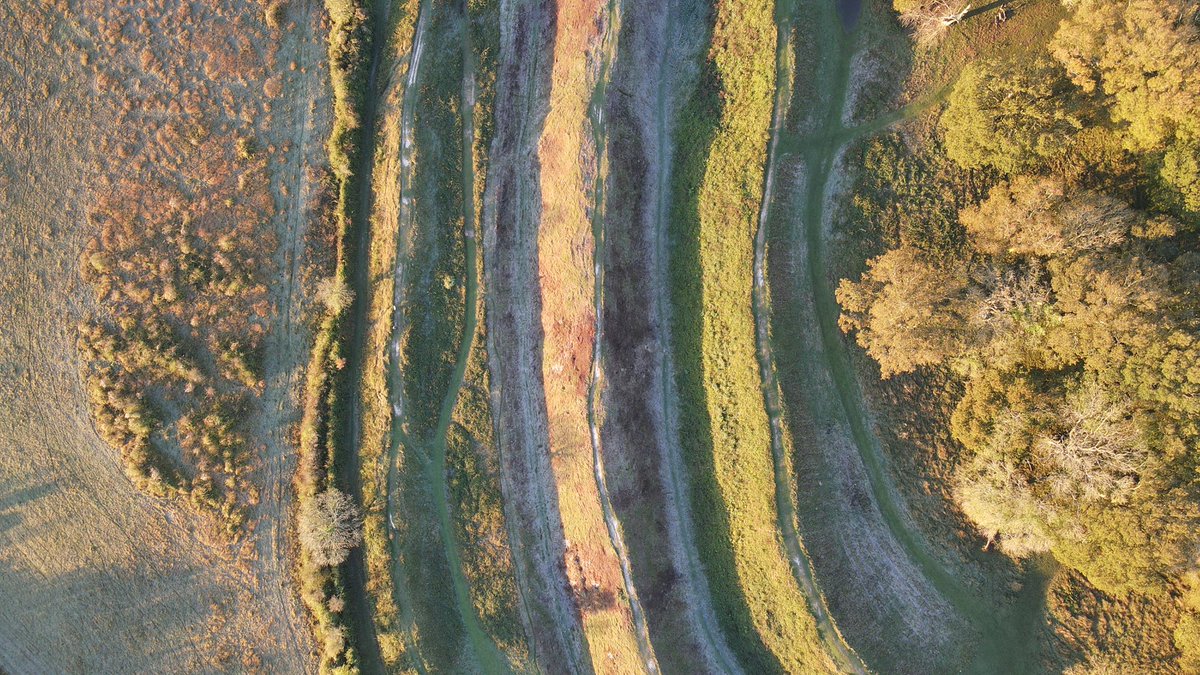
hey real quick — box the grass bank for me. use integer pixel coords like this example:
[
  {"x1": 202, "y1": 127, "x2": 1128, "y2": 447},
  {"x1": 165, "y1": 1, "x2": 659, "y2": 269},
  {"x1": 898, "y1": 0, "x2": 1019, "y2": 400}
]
[
  {"x1": 767, "y1": 0, "x2": 1061, "y2": 671},
  {"x1": 447, "y1": 0, "x2": 532, "y2": 666},
  {"x1": 666, "y1": 0, "x2": 835, "y2": 672},
  {"x1": 363, "y1": 0, "x2": 528, "y2": 670},
  {"x1": 536, "y1": 0, "x2": 648, "y2": 671}
]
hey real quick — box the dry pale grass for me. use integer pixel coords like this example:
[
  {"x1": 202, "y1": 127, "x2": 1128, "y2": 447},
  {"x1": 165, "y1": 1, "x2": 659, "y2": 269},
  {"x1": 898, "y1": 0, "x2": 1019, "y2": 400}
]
[
  {"x1": 0, "y1": 0, "x2": 323, "y2": 670},
  {"x1": 537, "y1": 0, "x2": 644, "y2": 672}
]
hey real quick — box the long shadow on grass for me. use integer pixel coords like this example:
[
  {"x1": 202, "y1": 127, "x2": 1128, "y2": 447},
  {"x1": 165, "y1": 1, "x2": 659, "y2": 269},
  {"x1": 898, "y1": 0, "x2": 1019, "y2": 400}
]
[{"x1": 668, "y1": 57, "x2": 784, "y2": 675}]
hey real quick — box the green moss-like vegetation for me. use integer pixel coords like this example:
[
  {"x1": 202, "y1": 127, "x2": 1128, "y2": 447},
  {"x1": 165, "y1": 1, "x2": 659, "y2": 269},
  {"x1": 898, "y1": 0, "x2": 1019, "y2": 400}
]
[
  {"x1": 398, "y1": 4, "x2": 466, "y2": 444},
  {"x1": 448, "y1": 0, "x2": 528, "y2": 663},
  {"x1": 388, "y1": 2, "x2": 472, "y2": 670},
  {"x1": 446, "y1": 329, "x2": 528, "y2": 663},
  {"x1": 374, "y1": 0, "x2": 526, "y2": 670}
]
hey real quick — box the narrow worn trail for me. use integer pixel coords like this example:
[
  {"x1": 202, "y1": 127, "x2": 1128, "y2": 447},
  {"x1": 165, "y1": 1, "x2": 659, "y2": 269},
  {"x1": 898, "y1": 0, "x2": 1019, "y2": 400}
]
[
  {"x1": 383, "y1": 0, "x2": 430, "y2": 669},
  {"x1": 584, "y1": 1, "x2": 660, "y2": 671},
  {"x1": 750, "y1": 2, "x2": 866, "y2": 672},
  {"x1": 483, "y1": 0, "x2": 591, "y2": 670},
  {"x1": 646, "y1": 2, "x2": 744, "y2": 672},
  {"x1": 405, "y1": 6, "x2": 513, "y2": 668}
]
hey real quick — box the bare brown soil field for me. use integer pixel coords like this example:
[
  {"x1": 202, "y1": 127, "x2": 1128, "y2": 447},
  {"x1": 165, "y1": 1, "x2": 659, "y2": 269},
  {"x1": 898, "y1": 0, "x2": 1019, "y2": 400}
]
[{"x1": 0, "y1": 0, "x2": 327, "y2": 671}]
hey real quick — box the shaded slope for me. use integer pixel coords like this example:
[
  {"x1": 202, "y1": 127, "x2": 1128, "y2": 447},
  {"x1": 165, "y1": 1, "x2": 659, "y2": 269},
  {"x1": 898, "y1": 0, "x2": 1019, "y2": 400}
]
[
  {"x1": 599, "y1": 0, "x2": 743, "y2": 671},
  {"x1": 481, "y1": 0, "x2": 591, "y2": 670}
]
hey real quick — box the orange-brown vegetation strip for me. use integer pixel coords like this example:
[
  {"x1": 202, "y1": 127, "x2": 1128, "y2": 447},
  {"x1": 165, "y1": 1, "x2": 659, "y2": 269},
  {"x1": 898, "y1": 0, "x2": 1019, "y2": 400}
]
[{"x1": 538, "y1": 0, "x2": 645, "y2": 671}]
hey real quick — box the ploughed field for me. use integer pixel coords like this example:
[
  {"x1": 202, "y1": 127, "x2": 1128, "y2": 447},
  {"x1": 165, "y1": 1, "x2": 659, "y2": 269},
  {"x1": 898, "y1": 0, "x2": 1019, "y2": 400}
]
[{"x1": 2, "y1": 0, "x2": 1198, "y2": 673}]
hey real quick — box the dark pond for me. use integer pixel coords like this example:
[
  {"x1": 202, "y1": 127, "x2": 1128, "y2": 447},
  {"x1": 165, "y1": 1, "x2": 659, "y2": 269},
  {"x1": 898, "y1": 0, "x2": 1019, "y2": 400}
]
[{"x1": 836, "y1": 0, "x2": 863, "y2": 30}]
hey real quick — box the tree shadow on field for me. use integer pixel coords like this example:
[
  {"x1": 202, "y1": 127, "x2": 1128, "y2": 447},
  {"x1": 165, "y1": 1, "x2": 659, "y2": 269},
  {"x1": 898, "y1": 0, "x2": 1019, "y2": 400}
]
[
  {"x1": 0, "y1": 540, "x2": 246, "y2": 673},
  {"x1": 0, "y1": 477, "x2": 57, "y2": 538},
  {"x1": 668, "y1": 53, "x2": 784, "y2": 675}
]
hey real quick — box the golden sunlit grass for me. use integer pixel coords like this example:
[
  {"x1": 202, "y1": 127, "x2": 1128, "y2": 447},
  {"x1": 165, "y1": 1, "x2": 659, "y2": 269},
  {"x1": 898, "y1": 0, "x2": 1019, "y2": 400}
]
[
  {"x1": 669, "y1": 1, "x2": 835, "y2": 672},
  {"x1": 537, "y1": 0, "x2": 645, "y2": 672}
]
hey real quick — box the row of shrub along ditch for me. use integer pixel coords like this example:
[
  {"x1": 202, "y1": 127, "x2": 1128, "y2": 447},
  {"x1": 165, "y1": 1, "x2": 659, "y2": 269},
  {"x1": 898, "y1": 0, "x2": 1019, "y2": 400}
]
[
  {"x1": 666, "y1": 0, "x2": 836, "y2": 672},
  {"x1": 446, "y1": 0, "x2": 532, "y2": 665},
  {"x1": 296, "y1": 0, "x2": 378, "y2": 671},
  {"x1": 359, "y1": 0, "x2": 420, "y2": 669}
]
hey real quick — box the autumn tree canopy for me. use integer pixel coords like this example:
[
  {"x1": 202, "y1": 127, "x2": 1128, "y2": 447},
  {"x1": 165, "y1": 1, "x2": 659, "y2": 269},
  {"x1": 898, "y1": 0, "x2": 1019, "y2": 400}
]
[
  {"x1": 1051, "y1": 0, "x2": 1200, "y2": 152},
  {"x1": 940, "y1": 58, "x2": 1084, "y2": 173},
  {"x1": 838, "y1": 176, "x2": 1199, "y2": 596}
]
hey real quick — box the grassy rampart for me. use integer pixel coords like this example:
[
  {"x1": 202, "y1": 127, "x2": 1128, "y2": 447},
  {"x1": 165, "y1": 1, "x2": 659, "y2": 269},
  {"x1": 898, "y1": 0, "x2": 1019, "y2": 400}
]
[{"x1": 667, "y1": 1, "x2": 834, "y2": 671}]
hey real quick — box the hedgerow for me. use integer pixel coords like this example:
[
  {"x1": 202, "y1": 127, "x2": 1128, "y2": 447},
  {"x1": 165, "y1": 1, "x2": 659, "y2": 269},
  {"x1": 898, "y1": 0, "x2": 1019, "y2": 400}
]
[{"x1": 295, "y1": 0, "x2": 376, "y2": 671}]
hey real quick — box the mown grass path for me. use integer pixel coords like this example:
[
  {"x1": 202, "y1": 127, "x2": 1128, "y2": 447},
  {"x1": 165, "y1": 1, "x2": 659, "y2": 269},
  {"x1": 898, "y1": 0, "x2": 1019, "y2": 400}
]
[
  {"x1": 750, "y1": 1, "x2": 868, "y2": 672},
  {"x1": 415, "y1": 8, "x2": 513, "y2": 668},
  {"x1": 380, "y1": 1, "x2": 514, "y2": 671},
  {"x1": 769, "y1": 0, "x2": 1051, "y2": 671}
]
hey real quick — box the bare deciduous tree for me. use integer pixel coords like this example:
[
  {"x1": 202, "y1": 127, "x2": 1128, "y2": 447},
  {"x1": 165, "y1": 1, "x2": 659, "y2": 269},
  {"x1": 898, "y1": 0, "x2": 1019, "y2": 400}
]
[
  {"x1": 900, "y1": 0, "x2": 972, "y2": 45},
  {"x1": 316, "y1": 276, "x2": 355, "y2": 315},
  {"x1": 299, "y1": 488, "x2": 364, "y2": 567},
  {"x1": 1035, "y1": 385, "x2": 1150, "y2": 504}
]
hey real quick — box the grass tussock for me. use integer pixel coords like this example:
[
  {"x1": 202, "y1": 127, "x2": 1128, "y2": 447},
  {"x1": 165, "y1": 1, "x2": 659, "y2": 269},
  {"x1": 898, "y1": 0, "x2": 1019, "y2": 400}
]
[{"x1": 74, "y1": 0, "x2": 296, "y2": 536}]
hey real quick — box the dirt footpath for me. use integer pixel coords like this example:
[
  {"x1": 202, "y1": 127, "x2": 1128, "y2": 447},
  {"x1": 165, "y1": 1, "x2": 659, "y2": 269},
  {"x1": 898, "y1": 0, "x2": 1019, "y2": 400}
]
[{"x1": 248, "y1": 0, "x2": 331, "y2": 670}]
